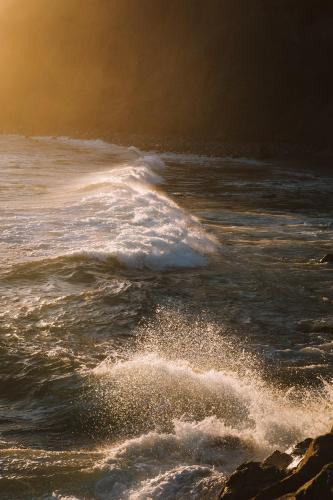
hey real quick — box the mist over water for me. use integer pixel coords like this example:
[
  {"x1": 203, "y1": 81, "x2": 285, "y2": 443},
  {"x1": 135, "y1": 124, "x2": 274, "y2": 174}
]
[
  {"x1": 1, "y1": 136, "x2": 333, "y2": 499},
  {"x1": 81, "y1": 308, "x2": 332, "y2": 498}
]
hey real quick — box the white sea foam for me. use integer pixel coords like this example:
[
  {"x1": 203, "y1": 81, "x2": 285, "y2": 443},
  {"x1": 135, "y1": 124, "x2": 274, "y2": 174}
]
[
  {"x1": 90, "y1": 310, "x2": 333, "y2": 498},
  {"x1": 127, "y1": 465, "x2": 224, "y2": 499},
  {"x1": 76, "y1": 163, "x2": 164, "y2": 189},
  {"x1": 93, "y1": 360, "x2": 333, "y2": 498},
  {"x1": 71, "y1": 172, "x2": 217, "y2": 269},
  {"x1": 94, "y1": 353, "x2": 333, "y2": 451},
  {"x1": 2, "y1": 136, "x2": 218, "y2": 270},
  {"x1": 33, "y1": 135, "x2": 118, "y2": 151}
]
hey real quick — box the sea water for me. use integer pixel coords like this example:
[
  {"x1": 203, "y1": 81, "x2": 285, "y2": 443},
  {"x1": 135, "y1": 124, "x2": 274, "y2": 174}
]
[{"x1": 0, "y1": 135, "x2": 332, "y2": 499}]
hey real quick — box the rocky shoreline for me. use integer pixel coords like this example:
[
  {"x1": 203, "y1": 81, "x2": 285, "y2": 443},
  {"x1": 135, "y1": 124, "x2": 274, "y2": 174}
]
[{"x1": 218, "y1": 428, "x2": 333, "y2": 499}]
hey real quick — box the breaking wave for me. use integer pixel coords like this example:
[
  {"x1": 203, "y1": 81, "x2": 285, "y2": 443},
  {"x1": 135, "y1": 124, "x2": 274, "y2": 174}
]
[
  {"x1": 68, "y1": 151, "x2": 217, "y2": 269},
  {"x1": 4, "y1": 137, "x2": 217, "y2": 270},
  {"x1": 84, "y1": 309, "x2": 333, "y2": 499}
]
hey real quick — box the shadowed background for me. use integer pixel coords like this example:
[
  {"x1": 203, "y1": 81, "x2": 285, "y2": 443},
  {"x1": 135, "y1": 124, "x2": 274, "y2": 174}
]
[{"x1": 0, "y1": 0, "x2": 332, "y2": 150}]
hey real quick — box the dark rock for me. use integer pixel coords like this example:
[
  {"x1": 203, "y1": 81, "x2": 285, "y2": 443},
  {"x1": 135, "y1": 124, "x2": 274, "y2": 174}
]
[
  {"x1": 263, "y1": 450, "x2": 293, "y2": 471},
  {"x1": 320, "y1": 254, "x2": 333, "y2": 263},
  {"x1": 293, "y1": 462, "x2": 333, "y2": 499},
  {"x1": 291, "y1": 438, "x2": 313, "y2": 459},
  {"x1": 217, "y1": 429, "x2": 333, "y2": 499},
  {"x1": 219, "y1": 461, "x2": 285, "y2": 499},
  {"x1": 255, "y1": 432, "x2": 333, "y2": 499}
]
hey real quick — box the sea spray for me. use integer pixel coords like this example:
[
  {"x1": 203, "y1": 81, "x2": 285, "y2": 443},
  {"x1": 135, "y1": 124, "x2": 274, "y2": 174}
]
[{"x1": 83, "y1": 308, "x2": 333, "y2": 497}]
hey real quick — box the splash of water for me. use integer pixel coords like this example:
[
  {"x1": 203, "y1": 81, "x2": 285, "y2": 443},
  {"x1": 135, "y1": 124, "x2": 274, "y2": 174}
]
[{"x1": 87, "y1": 308, "x2": 333, "y2": 498}]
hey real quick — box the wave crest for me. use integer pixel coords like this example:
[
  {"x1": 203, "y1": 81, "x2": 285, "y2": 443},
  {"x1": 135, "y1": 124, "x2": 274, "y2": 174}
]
[{"x1": 87, "y1": 309, "x2": 333, "y2": 498}]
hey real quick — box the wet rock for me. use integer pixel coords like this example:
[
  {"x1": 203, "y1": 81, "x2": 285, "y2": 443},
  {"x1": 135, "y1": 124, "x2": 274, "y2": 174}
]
[
  {"x1": 255, "y1": 432, "x2": 333, "y2": 499},
  {"x1": 263, "y1": 450, "x2": 293, "y2": 470},
  {"x1": 216, "y1": 429, "x2": 333, "y2": 499},
  {"x1": 292, "y1": 462, "x2": 333, "y2": 499},
  {"x1": 219, "y1": 461, "x2": 285, "y2": 499},
  {"x1": 217, "y1": 430, "x2": 333, "y2": 499},
  {"x1": 291, "y1": 438, "x2": 313, "y2": 460},
  {"x1": 320, "y1": 254, "x2": 333, "y2": 263}
]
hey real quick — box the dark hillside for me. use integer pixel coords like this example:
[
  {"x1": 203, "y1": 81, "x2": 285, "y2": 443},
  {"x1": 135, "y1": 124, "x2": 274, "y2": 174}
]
[{"x1": 0, "y1": 0, "x2": 332, "y2": 153}]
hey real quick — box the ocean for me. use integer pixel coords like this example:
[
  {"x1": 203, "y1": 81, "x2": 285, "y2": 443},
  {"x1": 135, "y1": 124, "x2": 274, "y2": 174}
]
[{"x1": 0, "y1": 135, "x2": 332, "y2": 499}]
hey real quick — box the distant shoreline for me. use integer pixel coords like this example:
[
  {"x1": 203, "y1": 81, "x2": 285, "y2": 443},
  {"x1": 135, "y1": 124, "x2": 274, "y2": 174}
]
[
  {"x1": 106, "y1": 134, "x2": 333, "y2": 166},
  {"x1": 2, "y1": 128, "x2": 333, "y2": 166}
]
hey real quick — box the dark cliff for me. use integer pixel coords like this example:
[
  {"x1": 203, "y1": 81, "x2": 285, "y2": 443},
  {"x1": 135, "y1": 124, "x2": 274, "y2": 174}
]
[{"x1": 0, "y1": 0, "x2": 332, "y2": 154}]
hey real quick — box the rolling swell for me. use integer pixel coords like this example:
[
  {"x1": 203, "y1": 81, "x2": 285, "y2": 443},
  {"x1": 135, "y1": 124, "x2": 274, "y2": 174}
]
[
  {"x1": 1, "y1": 135, "x2": 217, "y2": 271},
  {"x1": 68, "y1": 161, "x2": 217, "y2": 269}
]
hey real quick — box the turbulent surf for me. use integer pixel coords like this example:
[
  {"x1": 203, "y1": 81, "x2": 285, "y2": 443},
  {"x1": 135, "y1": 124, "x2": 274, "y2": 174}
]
[{"x1": 0, "y1": 135, "x2": 333, "y2": 499}]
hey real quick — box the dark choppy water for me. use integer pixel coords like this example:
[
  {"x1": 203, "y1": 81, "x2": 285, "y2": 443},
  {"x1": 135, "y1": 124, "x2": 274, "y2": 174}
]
[{"x1": 0, "y1": 135, "x2": 332, "y2": 499}]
